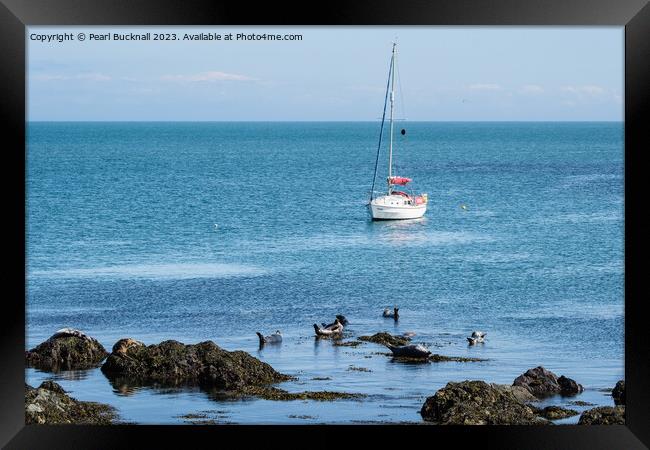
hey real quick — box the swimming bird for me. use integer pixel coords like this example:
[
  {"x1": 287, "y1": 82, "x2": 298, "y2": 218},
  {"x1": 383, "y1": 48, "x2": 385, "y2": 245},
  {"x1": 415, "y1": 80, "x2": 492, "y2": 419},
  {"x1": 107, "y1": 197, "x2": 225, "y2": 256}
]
[
  {"x1": 383, "y1": 307, "x2": 399, "y2": 320},
  {"x1": 386, "y1": 343, "x2": 431, "y2": 359},
  {"x1": 214, "y1": 223, "x2": 219, "y2": 231},
  {"x1": 460, "y1": 204, "x2": 468, "y2": 211},
  {"x1": 467, "y1": 331, "x2": 486, "y2": 345},
  {"x1": 256, "y1": 330, "x2": 283, "y2": 346},
  {"x1": 313, "y1": 318, "x2": 343, "y2": 337}
]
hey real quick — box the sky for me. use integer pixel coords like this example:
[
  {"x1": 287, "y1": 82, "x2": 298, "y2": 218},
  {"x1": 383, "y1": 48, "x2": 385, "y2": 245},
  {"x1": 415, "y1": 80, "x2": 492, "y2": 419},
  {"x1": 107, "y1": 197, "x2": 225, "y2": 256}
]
[{"x1": 27, "y1": 26, "x2": 623, "y2": 121}]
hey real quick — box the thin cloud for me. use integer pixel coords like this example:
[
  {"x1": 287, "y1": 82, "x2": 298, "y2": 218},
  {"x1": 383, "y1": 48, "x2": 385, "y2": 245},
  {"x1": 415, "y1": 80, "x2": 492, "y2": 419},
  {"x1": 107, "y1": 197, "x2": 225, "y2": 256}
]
[
  {"x1": 468, "y1": 83, "x2": 502, "y2": 91},
  {"x1": 561, "y1": 85, "x2": 605, "y2": 95},
  {"x1": 32, "y1": 72, "x2": 112, "y2": 81},
  {"x1": 161, "y1": 71, "x2": 256, "y2": 82}
]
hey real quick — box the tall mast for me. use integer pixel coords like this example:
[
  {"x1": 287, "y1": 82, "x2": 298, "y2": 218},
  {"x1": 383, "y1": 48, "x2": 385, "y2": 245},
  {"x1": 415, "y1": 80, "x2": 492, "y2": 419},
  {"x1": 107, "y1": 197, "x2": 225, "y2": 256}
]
[{"x1": 388, "y1": 42, "x2": 396, "y2": 193}]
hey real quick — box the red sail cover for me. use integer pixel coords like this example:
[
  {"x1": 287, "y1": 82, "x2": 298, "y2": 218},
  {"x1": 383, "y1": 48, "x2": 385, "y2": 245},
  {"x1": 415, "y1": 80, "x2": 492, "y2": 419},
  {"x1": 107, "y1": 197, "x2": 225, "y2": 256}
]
[{"x1": 388, "y1": 176, "x2": 412, "y2": 185}]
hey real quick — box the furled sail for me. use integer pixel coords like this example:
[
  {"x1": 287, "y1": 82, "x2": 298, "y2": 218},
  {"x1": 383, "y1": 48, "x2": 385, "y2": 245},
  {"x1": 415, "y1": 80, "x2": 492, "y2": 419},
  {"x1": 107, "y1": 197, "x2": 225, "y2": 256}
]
[{"x1": 388, "y1": 176, "x2": 412, "y2": 185}]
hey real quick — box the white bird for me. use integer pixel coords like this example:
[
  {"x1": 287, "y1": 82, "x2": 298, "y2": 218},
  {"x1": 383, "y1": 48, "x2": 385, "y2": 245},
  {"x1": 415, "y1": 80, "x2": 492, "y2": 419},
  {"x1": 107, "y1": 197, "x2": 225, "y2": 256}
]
[{"x1": 467, "y1": 331, "x2": 486, "y2": 345}]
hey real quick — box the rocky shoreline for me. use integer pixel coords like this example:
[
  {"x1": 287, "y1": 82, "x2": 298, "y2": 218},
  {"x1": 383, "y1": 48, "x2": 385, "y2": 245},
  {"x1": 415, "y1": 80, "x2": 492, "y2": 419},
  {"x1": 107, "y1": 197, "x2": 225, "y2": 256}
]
[
  {"x1": 419, "y1": 366, "x2": 625, "y2": 425},
  {"x1": 25, "y1": 328, "x2": 624, "y2": 425},
  {"x1": 25, "y1": 381, "x2": 118, "y2": 425}
]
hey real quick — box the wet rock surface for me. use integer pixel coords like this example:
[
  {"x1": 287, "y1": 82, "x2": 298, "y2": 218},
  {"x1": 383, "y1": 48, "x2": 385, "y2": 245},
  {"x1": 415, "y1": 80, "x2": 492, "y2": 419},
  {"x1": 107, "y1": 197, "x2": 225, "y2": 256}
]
[
  {"x1": 25, "y1": 330, "x2": 108, "y2": 371},
  {"x1": 530, "y1": 405, "x2": 579, "y2": 420},
  {"x1": 492, "y1": 384, "x2": 537, "y2": 403},
  {"x1": 578, "y1": 406, "x2": 625, "y2": 425},
  {"x1": 612, "y1": 380, "x2": 625, "y2": 405},
  {"x1": 25, "y1": 381, "x2": 117, "y2": 424},
  {"x1": 358, "y1": 332, "x2": 410, "y2": 347},
  {"x1": 211, "y1": 385, "x2": 366, "y2": 401},
  {"x1": 513, "y1": 366, "x2": 582, "y2": 398},
  {"x1": 101, "y1": 339, "x2": 293, "y2": 390},
  {"x1": 420, "y1": 380, "x2": 548, "y2": 425}
]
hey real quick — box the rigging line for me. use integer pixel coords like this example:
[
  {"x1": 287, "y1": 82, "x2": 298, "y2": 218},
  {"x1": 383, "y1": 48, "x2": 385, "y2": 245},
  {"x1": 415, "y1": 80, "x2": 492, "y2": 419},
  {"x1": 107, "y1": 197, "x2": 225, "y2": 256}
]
[
  {"x1": 369, "y1": 49, "x2": 394, "y2": 202},
  {"x1": 396, "y1": 51, "x2": 407, "y2": 122},
  {"x1": 393, "y1": 50, "x2": 407, "y2": 176}
]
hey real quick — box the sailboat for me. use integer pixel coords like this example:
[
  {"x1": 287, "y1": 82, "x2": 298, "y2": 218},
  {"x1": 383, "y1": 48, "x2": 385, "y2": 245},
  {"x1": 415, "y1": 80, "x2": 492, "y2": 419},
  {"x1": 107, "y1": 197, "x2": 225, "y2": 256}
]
[{"x1": 368, "y1": 43, "x2": 427, "y2": 220}]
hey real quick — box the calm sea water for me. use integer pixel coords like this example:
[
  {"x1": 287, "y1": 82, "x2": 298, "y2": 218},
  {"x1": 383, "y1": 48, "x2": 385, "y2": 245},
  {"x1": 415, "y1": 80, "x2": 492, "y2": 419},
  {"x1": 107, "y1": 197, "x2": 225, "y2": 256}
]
[{"x1": 26, "y1": 122, "x2": 624, "y2": 424}]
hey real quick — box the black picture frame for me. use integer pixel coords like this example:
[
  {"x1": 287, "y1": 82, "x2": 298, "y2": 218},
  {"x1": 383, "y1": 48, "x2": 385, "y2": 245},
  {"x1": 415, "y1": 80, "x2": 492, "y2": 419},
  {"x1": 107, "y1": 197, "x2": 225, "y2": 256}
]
[{"x1": 1, "y1": 0, "x2": 647, "y2": 448}]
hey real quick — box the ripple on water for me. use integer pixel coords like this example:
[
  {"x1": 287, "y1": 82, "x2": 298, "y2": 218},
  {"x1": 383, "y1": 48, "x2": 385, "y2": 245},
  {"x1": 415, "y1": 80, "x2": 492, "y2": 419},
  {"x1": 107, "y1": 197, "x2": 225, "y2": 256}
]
[{"x1": 29, "y1": 262, "x2": 268, "y2": 280}]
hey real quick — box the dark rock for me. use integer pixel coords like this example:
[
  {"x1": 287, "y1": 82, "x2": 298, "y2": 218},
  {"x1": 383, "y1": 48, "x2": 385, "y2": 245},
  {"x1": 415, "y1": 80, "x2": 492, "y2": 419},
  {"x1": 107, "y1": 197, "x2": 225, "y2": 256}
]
[
  {"x1": 513, "y1": 366, "x2": 582, "y2": 398},
  {"x1": 358, "y1": 332, "x2": 410, "y2": 347},
  {"x1": 531, "y1": 405, "x2": 579, "y2": 420},
  {"x1": 513, "y1": 366, "x2": 561, "y2": 397},
  {"x1": 558, "y1": 375, "x2": 584, "y2": 396},
  {"x1": 39, "y1": 380, "x2": 67, "y2": 394},
  {"x1": 578, "y1": 406, "x2": 625, "y2": 425},
  {"x1": 101, "y1": 339, "x2": 292, "y2": 390},
  {"x1": 25, "y1": 381, "x2": 117, "y2": 424},
  {"x1": 612, "y1": 380, "x2": 625, "y2": 405},
  {"x1": 25, "y1": 330, "x2": 108, "y2": 371},
  {"x1": 420, "y1": 380, "x2": 549, "y2": 425}
]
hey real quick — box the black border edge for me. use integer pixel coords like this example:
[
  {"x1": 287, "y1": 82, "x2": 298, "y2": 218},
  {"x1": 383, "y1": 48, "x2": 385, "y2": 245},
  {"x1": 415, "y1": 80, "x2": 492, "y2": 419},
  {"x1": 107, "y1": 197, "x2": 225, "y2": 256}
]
[
  {"x1": 0, "y1": 0, "x2": 648, "y2": 25},
  {"x1": 0, "y1": 0, "x2": 26, "y2": 448},
  {"x1": 2, "y1": 0, "x2": 649, "y2": 448},
  {"x1": 625, "y1": 1, "x2": 650, "y2": 447}
]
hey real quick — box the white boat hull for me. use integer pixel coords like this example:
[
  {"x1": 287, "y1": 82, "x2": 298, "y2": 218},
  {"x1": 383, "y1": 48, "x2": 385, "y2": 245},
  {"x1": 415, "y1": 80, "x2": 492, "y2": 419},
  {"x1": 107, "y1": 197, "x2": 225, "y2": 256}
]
[{"x1": 369, "y1": 195, "x2": 427, "y2": 220}]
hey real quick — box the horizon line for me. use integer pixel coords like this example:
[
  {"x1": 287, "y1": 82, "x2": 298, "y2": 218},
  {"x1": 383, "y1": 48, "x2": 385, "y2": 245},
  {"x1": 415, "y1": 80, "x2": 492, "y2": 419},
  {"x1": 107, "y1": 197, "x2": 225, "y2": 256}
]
[{"x1": 26, "y1": 119, "x2": 624, "y2": 123}]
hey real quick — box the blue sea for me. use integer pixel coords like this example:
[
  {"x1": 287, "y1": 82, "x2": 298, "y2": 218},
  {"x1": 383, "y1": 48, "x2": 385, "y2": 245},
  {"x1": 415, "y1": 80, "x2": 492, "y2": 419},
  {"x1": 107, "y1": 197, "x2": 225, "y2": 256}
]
[{"x1": 26, "y1": 122, "x2": 624, "y2": 424}]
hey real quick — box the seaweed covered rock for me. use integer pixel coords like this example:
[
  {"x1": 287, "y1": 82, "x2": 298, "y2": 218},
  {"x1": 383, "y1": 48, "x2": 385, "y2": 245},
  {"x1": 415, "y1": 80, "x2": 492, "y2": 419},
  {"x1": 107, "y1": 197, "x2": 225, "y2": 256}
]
[
  {"x1": 25, "y1": 381, "x2": 116, "y2": 424},
  {"x1": 358, "y1": 332, "x2": 410, "y2": 347},
  {"x1": 420, "y1": 380, "x2": 548, "y2": 425},
  {"x1": 25, "y1": 329, "x2": 108, "y2": 371},
  {"x1": 513, "y1": 366, "x2": 582, "y2": 398},
  {"x1": 578, "y1": 406, "x2": 625, "y2": 425},
  {"x1": 612, "y1": 380, "x2": 625, "y2": 405},
  {"x1": 101, "y1": 339, "x2": 292, "y2": 389},
  {"x1": 531, "y1": 405, "x2": 579, "y2": 420},
  {"x1": 215, "y1": 386, "x2": 366, "y2": 401}
]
